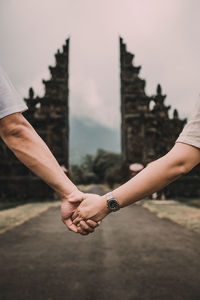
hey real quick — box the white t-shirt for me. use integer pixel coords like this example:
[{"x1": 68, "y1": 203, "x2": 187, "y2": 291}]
[
  {"x1": 176, "y1": 99, "x2": 200, "y2": 149},
  {"x1": 0, "y1": 65, "x2": 28, "y2": 120}
]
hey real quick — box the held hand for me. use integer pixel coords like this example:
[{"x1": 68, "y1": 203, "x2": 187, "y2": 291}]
[
  {"x1": 61, "y1": 190, "x2": 100, "y2": 235},
  {"x1": 70, "y1": 193, "x2": 110, "y2": 226}
]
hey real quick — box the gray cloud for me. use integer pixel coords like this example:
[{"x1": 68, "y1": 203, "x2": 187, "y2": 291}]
[{"x1": 0, "y1": 0, "x2": 199, "y2": 129}]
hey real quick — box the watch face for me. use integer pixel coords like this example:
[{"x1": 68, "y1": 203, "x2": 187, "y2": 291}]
[{"x1": 108, "y1": 199, "x2": 119, "y2": 211}]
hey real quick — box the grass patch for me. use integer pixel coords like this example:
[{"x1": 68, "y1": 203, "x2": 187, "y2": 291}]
[
  {"x1": 0, "y1": 201, "x2": 59, "y2": 234},
  {"x1": 176, "y1": 198, "x2": 200, "y2": 208},
  {"x1": 140, "y1": 199, "x2": 200, "y2": 234}
]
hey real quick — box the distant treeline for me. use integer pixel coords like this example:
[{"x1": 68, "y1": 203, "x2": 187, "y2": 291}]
[{"x1": 70, "y1": 149, "x2": 122, "y2": 188}]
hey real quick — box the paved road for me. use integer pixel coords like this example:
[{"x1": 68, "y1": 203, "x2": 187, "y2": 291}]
[{"x1": 0, "y1": 186, "x2": 200, "y2": 300}]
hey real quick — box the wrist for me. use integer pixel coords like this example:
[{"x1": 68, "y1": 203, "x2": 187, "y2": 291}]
[
  {"x1": 59, "y1": 187, "x2": 79, "y2": 201},
  {"x1": 100, "y1": 195, "x2": 111, "y2": 216}
]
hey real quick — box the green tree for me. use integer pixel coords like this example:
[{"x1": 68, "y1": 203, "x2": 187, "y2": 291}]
[
  {"x1": 70, "y1": 149, "x2": 122, "y2": 185},
  {"x1": 93, "y1": 149, "x2": 121, "y2": 182}
]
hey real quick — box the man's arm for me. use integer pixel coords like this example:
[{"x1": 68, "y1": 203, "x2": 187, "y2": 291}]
[
  {"x1": 0, "y1": 113, "x2": 97, "y2": 234},
  {"x1": 0, "y1": 113, "x2": 77, "y2": 198},
  {"x1": 71, "y1": 143, "x2": 200, "y2": 224}
]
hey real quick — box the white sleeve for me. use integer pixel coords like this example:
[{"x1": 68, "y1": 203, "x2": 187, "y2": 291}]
[
  {"x1": 0, "y1": 65, "x2": 28, "y2": 120},
  {"x1": 176, "y1": 99, "x2": 200, "y2": 149}
]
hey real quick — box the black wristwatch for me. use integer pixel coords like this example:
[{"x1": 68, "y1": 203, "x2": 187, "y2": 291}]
[{"x1": 106, "y1": 192, "x2": 120, "y2": 212}]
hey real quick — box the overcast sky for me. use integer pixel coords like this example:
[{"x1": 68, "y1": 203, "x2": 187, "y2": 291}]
[{"x1": 0, "y1": 0, "x2": 200, "y2": 129}]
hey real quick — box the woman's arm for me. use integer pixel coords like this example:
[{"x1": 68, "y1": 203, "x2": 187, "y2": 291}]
[
  {"x1": 71, "y1": 142, "x2": 200, "y2": 224},
  {"x1": 112, "y1": 142, "x2": 200, "y2": 207}
]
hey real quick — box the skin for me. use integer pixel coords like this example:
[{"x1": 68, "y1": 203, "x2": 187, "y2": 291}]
[
  {"x1": 0, "y1": 113, "x2": 98, "y2": 235},
  {"x1": 70, "y1": 143, "x2": 200, "y2": 226}
]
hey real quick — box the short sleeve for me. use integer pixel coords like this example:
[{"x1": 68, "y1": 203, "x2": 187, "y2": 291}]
[
  {"x1": 0, "y1": 65, "x2": 28, "y2": 120},
  {"x1": 176, "y1": 99, "x2": 200, "y2": 149}
]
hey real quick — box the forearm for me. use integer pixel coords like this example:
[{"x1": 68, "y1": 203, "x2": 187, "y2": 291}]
[
  {"x1": 0, "y1": 114, "x2": 77, "y2": 198},
  {"x1": 112, "y1": 143, "x2": 200, "y2": 208}
]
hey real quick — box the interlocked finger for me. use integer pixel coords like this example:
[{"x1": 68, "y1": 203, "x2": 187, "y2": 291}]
[
  {"x1": 64, "y1": 218, "x2": 78, "y2": 233},
  {"x1": 72, "y1": 209, "x2": 79, "y2": 221},
  {"x1": 79, "y1": 220, "x2": 94, "y2": 233},
  {"x1": 86, "y1": 220, "x2": 99, "y2": 228},
  {"x1": 73, "y1": 215, "x2": 84, "y2": 225},
  {"x1": 77, "y1": 223, "x2": 89, "y2": 235}
]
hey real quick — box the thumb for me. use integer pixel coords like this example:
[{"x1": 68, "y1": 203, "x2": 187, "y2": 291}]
[{"x1": 68, "y1": 192, "x2": 86, "y2": 203}]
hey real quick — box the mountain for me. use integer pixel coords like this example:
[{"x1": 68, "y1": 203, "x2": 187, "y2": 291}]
[{"x1": 69, "y1": 117, "x2": 120, "y2": 164}]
